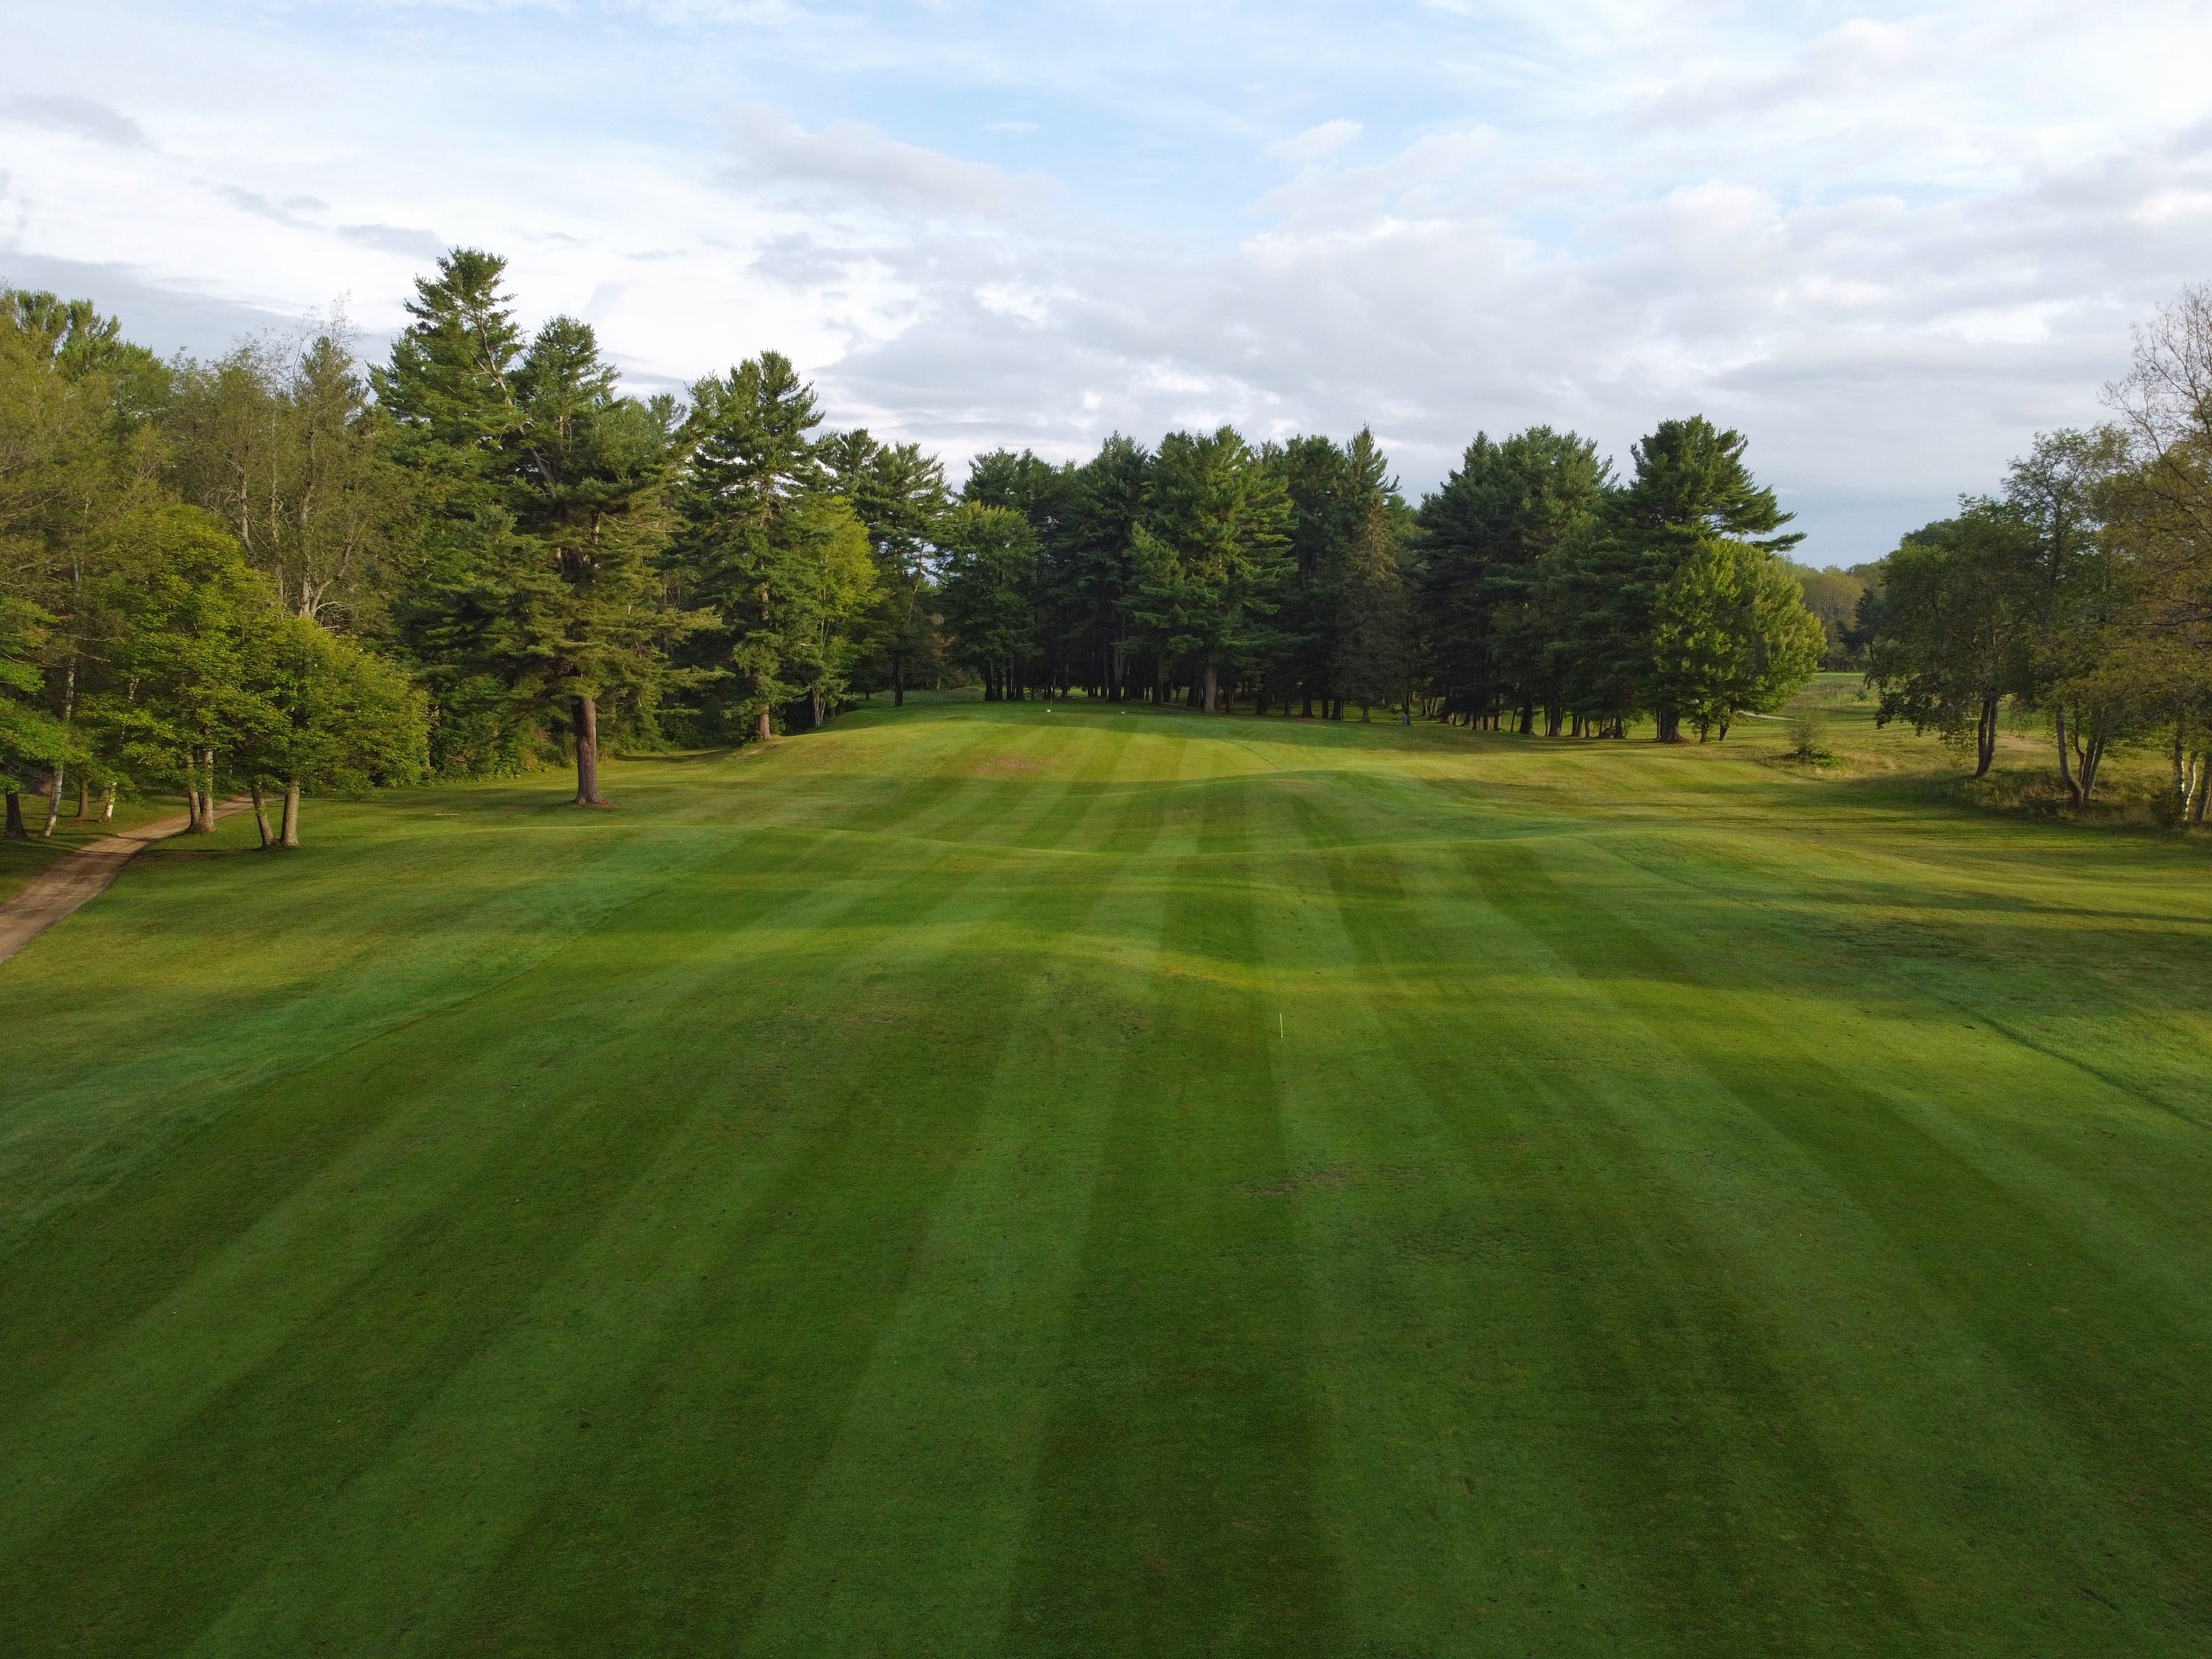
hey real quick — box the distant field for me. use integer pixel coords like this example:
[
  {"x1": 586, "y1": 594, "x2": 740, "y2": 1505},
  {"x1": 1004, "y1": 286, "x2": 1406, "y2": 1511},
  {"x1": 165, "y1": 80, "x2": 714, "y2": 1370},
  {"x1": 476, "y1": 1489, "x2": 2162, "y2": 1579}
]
[{"x1": 2, "y1": 684, "x2": 2207, "y2": 1655}]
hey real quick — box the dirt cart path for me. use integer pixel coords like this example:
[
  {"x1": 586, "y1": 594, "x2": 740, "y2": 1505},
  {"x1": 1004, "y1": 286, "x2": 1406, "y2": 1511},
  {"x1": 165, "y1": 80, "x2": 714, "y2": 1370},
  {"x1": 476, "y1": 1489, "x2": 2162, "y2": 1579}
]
[{"x1": 0, "y1": 800, "x2": 250, "y2": 967}]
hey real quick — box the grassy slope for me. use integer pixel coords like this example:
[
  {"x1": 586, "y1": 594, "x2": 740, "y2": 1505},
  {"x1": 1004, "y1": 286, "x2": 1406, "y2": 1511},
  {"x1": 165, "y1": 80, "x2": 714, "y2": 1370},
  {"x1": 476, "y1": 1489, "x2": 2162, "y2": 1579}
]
[{"x1": 1, "y1": 690, "x2": 2207, "y2": 1656}]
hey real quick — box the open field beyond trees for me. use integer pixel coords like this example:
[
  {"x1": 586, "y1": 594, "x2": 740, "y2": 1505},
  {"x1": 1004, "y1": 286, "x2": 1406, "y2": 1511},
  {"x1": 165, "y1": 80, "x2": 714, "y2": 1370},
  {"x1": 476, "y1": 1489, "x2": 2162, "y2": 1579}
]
[{"x1": 2, "y1": 688, "x2": 2209, "y2": 1656}]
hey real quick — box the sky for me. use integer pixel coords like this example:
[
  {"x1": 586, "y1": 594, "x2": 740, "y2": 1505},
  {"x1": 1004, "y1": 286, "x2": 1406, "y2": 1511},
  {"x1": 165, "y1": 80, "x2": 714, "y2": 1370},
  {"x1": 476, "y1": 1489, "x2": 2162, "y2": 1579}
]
[{"x1": 6, "y1": 2, "x2": 2212, "y2": 565}]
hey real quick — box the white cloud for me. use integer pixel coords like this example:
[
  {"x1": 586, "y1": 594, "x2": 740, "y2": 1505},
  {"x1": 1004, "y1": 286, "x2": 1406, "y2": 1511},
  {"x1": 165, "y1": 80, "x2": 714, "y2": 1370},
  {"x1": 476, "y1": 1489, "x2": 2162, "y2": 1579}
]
[
  {"x1": 5, "y1": 0, "x2": 2212, "y2": 561},
  {"x1": 3, "y1": 94, "x2": 147, "y2": 149},
  {"x1": 721, "y1": 104, "x2": 1054, "y2": 218},
  {"x1": 1265, "y1": 119, "x2": 1362, "y2": 164}
]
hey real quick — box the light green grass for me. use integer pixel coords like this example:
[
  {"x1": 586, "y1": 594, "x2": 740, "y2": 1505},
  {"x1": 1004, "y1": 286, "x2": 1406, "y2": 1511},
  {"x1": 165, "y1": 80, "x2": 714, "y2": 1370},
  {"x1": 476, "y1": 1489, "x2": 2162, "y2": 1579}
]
[{"x1": 2, "y1": 688, "x2": 2208, "y2": 1655}]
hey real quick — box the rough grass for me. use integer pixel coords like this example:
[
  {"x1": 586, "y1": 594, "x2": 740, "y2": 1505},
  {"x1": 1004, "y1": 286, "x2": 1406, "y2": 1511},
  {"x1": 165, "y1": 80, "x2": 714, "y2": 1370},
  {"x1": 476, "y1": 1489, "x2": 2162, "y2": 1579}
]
[{"x1": 1, "y1": 683, "x2": 2208, "y2": 1656}]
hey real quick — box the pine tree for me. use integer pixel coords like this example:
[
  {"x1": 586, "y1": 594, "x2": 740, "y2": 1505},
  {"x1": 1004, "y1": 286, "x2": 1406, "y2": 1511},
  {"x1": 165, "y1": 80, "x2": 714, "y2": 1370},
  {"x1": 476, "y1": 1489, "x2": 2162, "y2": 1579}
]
[
  {"x1": 1127, "y1": 427, "x2": 1290, "y2": 712},
  {"x1": 376, "y1": 252, "x2": 679, "y2": 802},
  {"x1": 935, "y1": 503, "x2": 1040, "y2": 700},
  {"x1": 1271, "y1": 431, "x2": 1385, "y2": 716},
  {"x1": 823, "y1": 429, "x2": 948, "y2": 705},
  {"x1": 1061, "y1": 435, "x2": 1150, "y2": 699},
  {"x1": 672, "y1": 354, "x2": 876, "y2": 737},
  {"x1": 1586, "y1": 416, "x2": 1801, "y2": 741},
  {"x1": 1333, "y1": 494, "x2": 1412, "y2": 719}
]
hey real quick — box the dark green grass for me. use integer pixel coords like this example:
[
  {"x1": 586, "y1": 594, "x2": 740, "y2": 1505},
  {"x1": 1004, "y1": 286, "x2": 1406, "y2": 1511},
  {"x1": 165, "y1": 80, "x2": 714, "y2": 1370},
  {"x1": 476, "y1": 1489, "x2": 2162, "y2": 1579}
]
[{"x1": 2, "y1": 690, "x2": 2209, "y2": 1655}]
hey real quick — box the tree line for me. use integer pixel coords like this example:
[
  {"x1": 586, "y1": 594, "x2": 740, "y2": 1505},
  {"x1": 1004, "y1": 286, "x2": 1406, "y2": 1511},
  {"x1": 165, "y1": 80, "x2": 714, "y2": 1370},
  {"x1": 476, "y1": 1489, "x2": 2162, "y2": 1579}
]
[
  {"x1": 3, "y1": 247, "x2": 1844, "y2": 841},
  {"x1": 1858, "y1": 283, "x2": 2212, "y2": 815}
]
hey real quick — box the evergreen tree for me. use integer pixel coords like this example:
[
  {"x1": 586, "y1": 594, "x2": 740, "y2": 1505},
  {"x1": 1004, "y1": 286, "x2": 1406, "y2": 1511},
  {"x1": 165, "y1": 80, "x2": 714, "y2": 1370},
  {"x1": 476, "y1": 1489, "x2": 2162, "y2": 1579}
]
[
  {"x1": 1128, "y1": 427, "x2": 1290, "y2": 712},
  {"x1": 372, "y1": 251, "x2": 539, "y2": 775},
  {"x1": 478, "y1": 316, "x2": 680, "y2": 803},
  {"x1": 935, "y1": 503, "x2": 1040, "y2": 700},
  {"x1": 1558, "y1": 416, "x2": 1800, "y2": 741},
  {"x1": 1271, "y1": 431, "x2": 1385, "y2": 717},
  {"x1": 1333, "y1": 495, "x2": 1414, "y2": 719},
  {"x1": 823, "y1": 429, "x2": 948, "y2": 704},
  {"x1": 672, "y1": 354, "x2": 876, "y2": 737},
  {"x1": 1419, "y1": 426, "x2": 1610, "y2": 730},
  {"x1": 1059, "y1": 435, "x2": 1149, "y2": 699},
  {"x1": 963, "y1": 447, "x2": 1078, "y2": 694}
]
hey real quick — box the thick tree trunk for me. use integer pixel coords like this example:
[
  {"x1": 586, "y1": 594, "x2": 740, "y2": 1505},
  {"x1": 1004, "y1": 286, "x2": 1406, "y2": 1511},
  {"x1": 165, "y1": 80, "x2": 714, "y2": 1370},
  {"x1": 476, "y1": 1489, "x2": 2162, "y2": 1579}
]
[
  {"x1": 41, "y1": 765, "x2": 62, "y2": 838},
  {"x1": 757, "y1": 707, "x2": 774, "y2": 740},
  {"x1": 75, "y1": 778, "x2": 88, "y2": 817},
  {"x1": 1654, "y1": 707, "x2": 1681, "y2": 743},
  {"x1": 2192, "y1": 757, "x2": 2211, "y2": 824},
  {"x1": 1202, "y1": 664, "x2": 1218, "y2": 714},
  {"x1": 250, "y1": 785, "x2": 275, "y2": 849},
  {"x1": 101, "y1": 783, "x2": 115, "y2": 821},
  {"x1": 3, "y1": 791, "x2": 24, "y2": 841},
  {"x1": 281, "y1": 779, "x2": 301, "y2": 849},
  {"x1": 573, "y1": 695, "x2": 608, "y2": 806},
  {"x1": 196, "y1": 749, "x2": 218, "y2": 832},
  {"x1": 1360, "y1": 703, "x2": 1372, "y2": 722},
  {"x1": 185, "y1": 786, "x2": 204, "y2": 832},
  {"x1": 810, "y1": 688, "x2": 824, "y2": 729}
]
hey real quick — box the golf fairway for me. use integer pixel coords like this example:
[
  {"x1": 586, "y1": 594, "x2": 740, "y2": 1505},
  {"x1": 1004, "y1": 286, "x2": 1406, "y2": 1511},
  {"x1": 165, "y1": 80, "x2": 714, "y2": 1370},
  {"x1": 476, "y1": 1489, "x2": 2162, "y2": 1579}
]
[{"x1": 1, "y1": 692, "x2": 2207, "y2": 1654}]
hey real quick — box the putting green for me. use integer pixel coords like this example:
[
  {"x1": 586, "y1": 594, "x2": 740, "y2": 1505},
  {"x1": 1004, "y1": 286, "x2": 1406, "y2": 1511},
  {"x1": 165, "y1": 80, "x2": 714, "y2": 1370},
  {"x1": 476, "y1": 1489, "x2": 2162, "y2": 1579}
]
[{"x1": 1, "y1": 690, "x2": 2207, "y2": 1654}]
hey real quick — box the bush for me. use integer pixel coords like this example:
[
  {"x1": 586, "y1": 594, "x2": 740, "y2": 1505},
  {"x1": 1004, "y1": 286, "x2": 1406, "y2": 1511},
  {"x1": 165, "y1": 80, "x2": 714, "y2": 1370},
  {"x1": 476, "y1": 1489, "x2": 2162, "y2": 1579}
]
[{"x1": 1785, "y1": 707, "x2": 1837, "y2": 764}]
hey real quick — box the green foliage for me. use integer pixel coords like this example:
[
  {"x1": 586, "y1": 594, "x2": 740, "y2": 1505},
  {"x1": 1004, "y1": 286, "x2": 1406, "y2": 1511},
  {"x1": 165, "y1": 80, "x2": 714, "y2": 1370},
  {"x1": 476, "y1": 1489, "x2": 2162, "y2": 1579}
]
[
  {"x1": 1611, "y1": 414, "x2": 1802, "y2": 551},
  {"x1": 822, "y1": 429, "x2": 950, "y2": 697},
  {"x1": 1417, "y1": 425, "x2": 1609, "y2": 722},
  {"x1": 669, "y1": 353, "x2": 881, "y2": 733},
  {"x1": 90, "y1": 504, "x2": 283, "y2": 796},
  {"x1": 1783, "y1": 704, "x2": 1836, "y2": 763},
  {"x1": 1269, "y1": 428, "x2": 1390, "y2": 710},
  {"x1": 168, "y1": 329, "x2": 412, "y2": 628},
  {"x1": 0, "y1": 594, "x2": 69, "y2": 796},
  {"x1": 376, "y1": 253, "x2": 683, "y2": 787},
  {"x1": 1331, "y1": 494, "x2": 1413, "y2": 717},
  {"x1": 1649, "y1": 536, "x2": 1824, "y2": 739},
  {"x1": 243, "y1": 615, "x2": 429, "y2": 797},
  {"x1": 1127, "y1": 427, "x2": 1290, "y2": 708},
  {"x1": 1863, "y1": 507, "x2": 2036, "y2": 775},
  {"x1": 934, "y1": 502, "x2": 1040, "y2": 696},
  {"x1": 1789, "y1": 563, "x2": 1868, "y2": 666}
]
